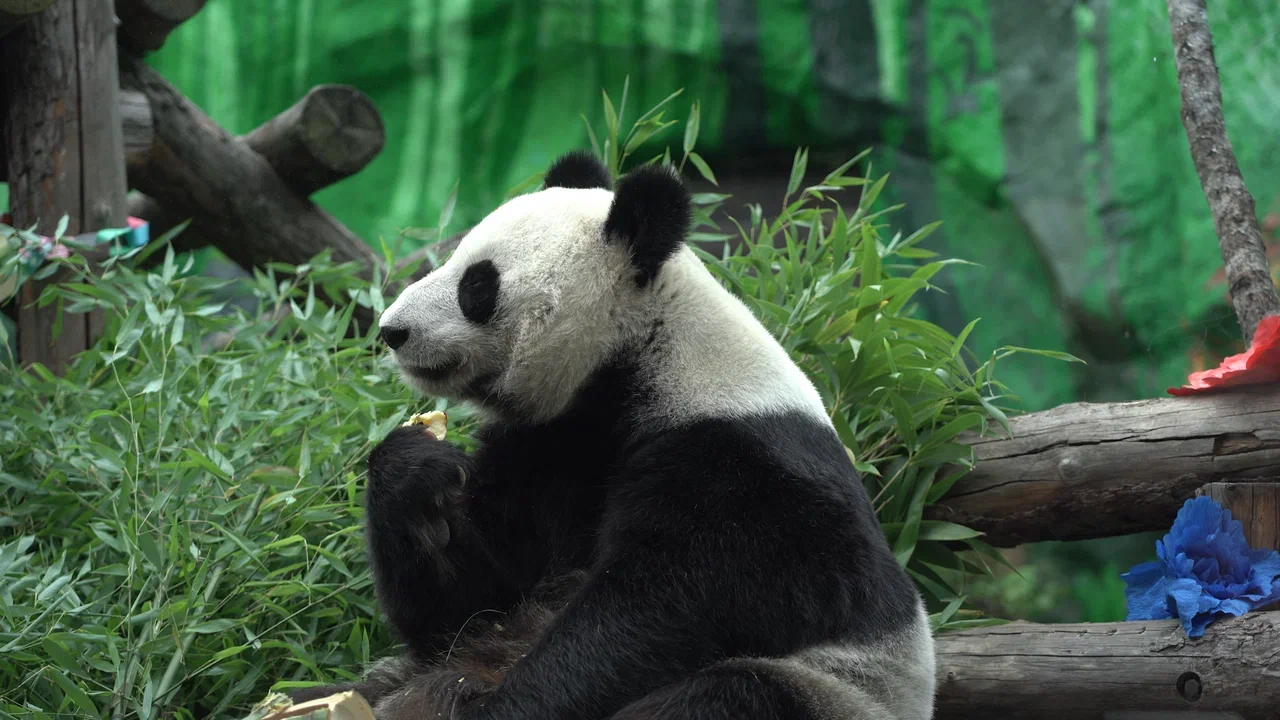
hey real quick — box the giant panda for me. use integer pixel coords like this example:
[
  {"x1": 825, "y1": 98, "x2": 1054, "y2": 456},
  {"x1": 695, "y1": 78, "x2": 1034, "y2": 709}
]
[{"x1": 292, "y1": 151, "x2": 937, "y2": 719}]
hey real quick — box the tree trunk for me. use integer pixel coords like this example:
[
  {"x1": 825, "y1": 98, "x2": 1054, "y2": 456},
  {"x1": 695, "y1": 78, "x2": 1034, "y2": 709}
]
[
  {"x1": 1166, "y1": 0, "x2": 1280, "y2": 344},
  {"x1": 3, "y1": 0, "x2": 126, "y2": 371}
]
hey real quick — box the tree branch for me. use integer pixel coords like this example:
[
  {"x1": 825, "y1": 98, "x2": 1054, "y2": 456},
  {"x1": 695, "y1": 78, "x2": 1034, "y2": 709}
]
[{"x1": 1166, "y1": 0, "x2": 1280, "y2": 343}]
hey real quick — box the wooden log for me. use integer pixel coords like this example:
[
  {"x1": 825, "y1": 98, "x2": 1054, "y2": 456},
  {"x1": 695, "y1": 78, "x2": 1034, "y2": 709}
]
[
  {"x1": 928, "y1": 384, "x2": 1280, "y2": 547},
  {"x1": 119, "y1": 54, "x2": 388, "y2": 330},
  {"x1": 124, "y1": 84, "x2": 386, "y2": 268},
  {"x1": 934, "y1": 615, "x2": 1280, "y2": 720},
  {"x1": 119, "y1": 55, "x2": 378, "y2": 271},
  {"x1": 3, "y1": 0, "x2": 127, "y2": 372},
  {"x1": 0, "y1": 0, "x2": 53, "y2": 38},
  {"x1": 242, "y1": 84, "x2": 386, "y2": 198},
  {"x1": 1198, "y1": 481, "x2": 1280, "y2": 551},
  {"x1": 115, "y1": 0, "x2": 206, "y2": 53},
  {"x1": 121, "y1": 88, "x2": 153, "y2": 174}
]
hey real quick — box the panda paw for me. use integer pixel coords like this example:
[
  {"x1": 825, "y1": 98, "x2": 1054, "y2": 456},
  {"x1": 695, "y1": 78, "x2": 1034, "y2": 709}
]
[{"x1": 365, "y1": 426, "x2": 471, "y2": 546}]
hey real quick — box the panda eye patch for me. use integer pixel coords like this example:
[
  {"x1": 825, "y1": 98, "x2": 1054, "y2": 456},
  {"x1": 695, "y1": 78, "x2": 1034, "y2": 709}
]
[{"x1": 458, "y1": 260, "x2": 501, "y2": 324}]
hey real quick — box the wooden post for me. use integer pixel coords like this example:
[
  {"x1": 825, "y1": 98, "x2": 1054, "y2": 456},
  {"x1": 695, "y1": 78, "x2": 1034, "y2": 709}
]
[
  {"x1": 1197, "y1": 482, "x2": 1280, "y2": 551},
  {"x1": 2, "y1": 0, "x2": 127, "y2": 372}
]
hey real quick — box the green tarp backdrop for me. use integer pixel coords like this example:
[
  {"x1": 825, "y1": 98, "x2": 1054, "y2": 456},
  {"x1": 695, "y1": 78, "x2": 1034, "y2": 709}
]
[{"x1": 148, "y1": 0, "x2": 1280, "y2": 412}]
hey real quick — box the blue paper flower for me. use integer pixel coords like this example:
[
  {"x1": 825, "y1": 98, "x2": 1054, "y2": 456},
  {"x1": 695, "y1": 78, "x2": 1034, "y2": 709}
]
[{"x1": 1123, "y1": 496, "x2": 1280, "y2": 637}]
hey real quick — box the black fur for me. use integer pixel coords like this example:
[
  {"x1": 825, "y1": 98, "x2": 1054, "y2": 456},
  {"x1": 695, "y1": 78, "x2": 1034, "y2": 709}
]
[
  {"x1": 297, "y1": 359, "x2": 917, "y2": 719},
  {"x1": 544, "y1": 150, "x2": 613, "y2": 191},
  {"x1": 458, "y1": 260, "x2": 501, "y2": 324},
  {"x1": 604, "y1": 164, "x2": 694, "y2": 288}
]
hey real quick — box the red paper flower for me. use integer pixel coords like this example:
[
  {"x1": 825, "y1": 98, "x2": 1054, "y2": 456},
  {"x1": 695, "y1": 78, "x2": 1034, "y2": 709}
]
[{"x1": 1169, "y1": 315, "x2": 1280, "y2": 395}]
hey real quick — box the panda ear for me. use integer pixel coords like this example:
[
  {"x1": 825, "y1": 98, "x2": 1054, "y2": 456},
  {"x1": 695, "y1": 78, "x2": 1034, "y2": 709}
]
[
  {"x1": 604, "y1": 164, "x2": 692, "y2": 287},
  {"x1": 544, "y1": 150, "x2": 612, "y2": 190}
]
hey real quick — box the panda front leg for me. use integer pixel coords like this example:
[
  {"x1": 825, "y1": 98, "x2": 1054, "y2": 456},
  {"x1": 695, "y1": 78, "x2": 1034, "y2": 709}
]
[
  {"x1": 363, "y1": 426, "x2": 518, "y2": 661},
  {"x1": 290, "y1": 426, "x2": 518, "y2": 706}
]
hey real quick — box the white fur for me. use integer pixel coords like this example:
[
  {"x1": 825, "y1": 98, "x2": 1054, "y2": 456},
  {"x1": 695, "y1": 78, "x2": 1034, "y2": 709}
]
[
  {"x1": 380, "y1": 184, "x2": 830, "y2": 428},
  {"x1": 787, "y1": 600, "x2": 937, "y2": 720}
]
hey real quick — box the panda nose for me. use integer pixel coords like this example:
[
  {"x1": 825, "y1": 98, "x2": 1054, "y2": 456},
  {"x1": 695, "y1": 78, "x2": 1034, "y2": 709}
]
[{"x1": 380, "y1": 326, "x2": 411, "y2": 350}]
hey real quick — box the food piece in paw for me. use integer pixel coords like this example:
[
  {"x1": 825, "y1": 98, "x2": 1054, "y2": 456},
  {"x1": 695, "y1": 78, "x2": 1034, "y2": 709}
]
[{"x1": 401, "y1": 410, "x2": 448, "y2": 441}]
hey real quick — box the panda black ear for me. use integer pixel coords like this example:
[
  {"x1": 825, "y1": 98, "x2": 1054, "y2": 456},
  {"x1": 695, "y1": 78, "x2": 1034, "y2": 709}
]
[
  {"x1": 604, "y1": 164, "x2": 692, "y2": 288},
  {"x1": 544, "y1": 150, "x2": 613, "y2": 190}
]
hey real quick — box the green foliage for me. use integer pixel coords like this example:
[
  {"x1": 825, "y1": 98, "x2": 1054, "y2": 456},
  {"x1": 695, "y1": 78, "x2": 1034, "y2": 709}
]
[
  {"x1": 0, "y1": 247, "x2": 452, "y2": 719},
  {"x1": 0, "y1": 84, "x2": 1078, "y2": 717}
]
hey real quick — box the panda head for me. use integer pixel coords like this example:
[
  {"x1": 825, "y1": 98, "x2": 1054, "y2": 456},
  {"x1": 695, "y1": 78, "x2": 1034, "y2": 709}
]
[{"x1": 378, "y1": 151, "x2": 692, "y2": 421}]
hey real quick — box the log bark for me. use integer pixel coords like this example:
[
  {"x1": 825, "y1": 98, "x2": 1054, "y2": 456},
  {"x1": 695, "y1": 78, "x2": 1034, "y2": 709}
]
[
  {"x1": 935, "y1": 614, "x2": 1280, "y2": 720},
  {"x1": 121, "y1": 88, "x2": 153, "y2": 174},
  {"x1": 115, "y1": 0, "x2": 206, "y2": 53},
  {"x1": 928, "y1": 384, "x2": 1280, "y2": 546},
  {"x1": 0, "y1": 0, "x2": 53, "y2": 38},
  {"x1": 3, "y1": 0, "x2": 126, "y2": 371},
  {"x1": 1166, "y1": 0, "x2": 1280, "y2": 344}
]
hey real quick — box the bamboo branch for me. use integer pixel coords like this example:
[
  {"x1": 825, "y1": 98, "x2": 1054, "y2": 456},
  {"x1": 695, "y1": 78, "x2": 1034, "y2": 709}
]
[{"x1": 1166, "y1": 0, "x2": 1280, "y2": 343}]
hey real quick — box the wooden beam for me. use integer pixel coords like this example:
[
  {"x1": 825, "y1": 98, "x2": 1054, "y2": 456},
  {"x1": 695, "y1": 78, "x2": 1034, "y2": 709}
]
[
  {"x1": 928, "y1": 385, "x2": 1280, "y2": 546},
  {"x1": 0, "y1": 0, "x2": 54, "y2": 38},
  {"x1": 124, "y1": 84, "x2": 386, "y2": 266},
  {"x1": 121, "y1": 88, "x2": 152, "y2": 174},
  {"x1": 119, "y1": 54, "x2": 389, "y2": 331},
  {"x1": 934, "y1": 614, "x2": 1280, "y2": 719},
  {"x1": 123, "y1": 84, "x2": 385, "y2": 199},
  {"x1": 3, "y1": 0, "x2": 126, "y2": 372},
  {"x1": 115, "y1": 0, "x2": 206, "y2": 53}
]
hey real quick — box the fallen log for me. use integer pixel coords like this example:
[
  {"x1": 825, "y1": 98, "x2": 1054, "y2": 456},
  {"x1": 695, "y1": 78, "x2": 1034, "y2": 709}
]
[
  {"x1": 934, "y1": 614, "x2": 1280, "y2": 720},
  {"x1": 928, "y1": 384, "x2": 1280, "y2": 546}
]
